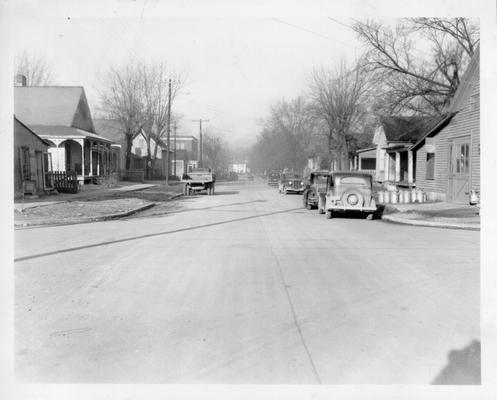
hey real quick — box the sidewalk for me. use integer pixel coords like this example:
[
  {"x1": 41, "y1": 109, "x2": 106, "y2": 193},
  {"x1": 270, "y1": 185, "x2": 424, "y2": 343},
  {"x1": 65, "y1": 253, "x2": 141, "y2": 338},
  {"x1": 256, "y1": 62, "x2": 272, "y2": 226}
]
[
  {"x1": 380, "y1": 201, "x2": 480, "y2": 231},
  {"x1": 14, "y1": 183, "x2": 184, "y2": 228}
]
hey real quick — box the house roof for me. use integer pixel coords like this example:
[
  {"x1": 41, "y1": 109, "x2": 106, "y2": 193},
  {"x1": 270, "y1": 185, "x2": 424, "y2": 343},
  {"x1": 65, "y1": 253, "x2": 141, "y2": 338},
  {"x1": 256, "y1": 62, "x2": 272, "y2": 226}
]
[
  {"x1": 410, "y1": 45, "x2": 480, "y2": 151},
  {"x1": 14, "y1": 86, "x2": 95, "y2": 132},
  {"x1": 355, "y1": 145, "x2": 376, "y2": 154},
  {"x1": 29, "y1": 125, "x2": 114, "y2": 144},
  {"x1": 93, "y1": 119, "x2": 127, "y2": 144},
  {"x1": 14, "y1": 116, "x2": 53, "y2": 146},
  {"x1": 379, "y1": 116, "x2": 439, "y2": 142},
  {"x1": 445, "y1": 45, "x2": 480, "y2": 114}
]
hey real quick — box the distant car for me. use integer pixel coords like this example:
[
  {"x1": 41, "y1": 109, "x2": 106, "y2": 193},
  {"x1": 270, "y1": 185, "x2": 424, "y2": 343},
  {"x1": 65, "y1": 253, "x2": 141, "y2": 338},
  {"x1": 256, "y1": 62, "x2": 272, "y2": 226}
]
[
  {"x1": 267, "y1": 171, "x2": 280, "y2": 187},
  {"x1": 319, "y1": 171, "x2": 377, "y2": 219},
  {"x1": 302, "y1": 170, "x2": 330, "y2": 209},
  {"x1": 278, "y1": 173, "x2": 305, "y2": 194},
  {"x1": 182, "y1": 168, "x2": 216, "y2": 195},
  {"x1": 247, "y1": 173, "x2": 254, "y2": 180}
]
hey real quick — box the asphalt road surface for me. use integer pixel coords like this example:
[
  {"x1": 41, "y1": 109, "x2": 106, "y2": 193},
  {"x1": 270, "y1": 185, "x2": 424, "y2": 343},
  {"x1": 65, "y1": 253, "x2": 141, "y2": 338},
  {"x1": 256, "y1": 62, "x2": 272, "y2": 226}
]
[{"x1": 14, "y1": 179, "x2": 480, "y2": 384}]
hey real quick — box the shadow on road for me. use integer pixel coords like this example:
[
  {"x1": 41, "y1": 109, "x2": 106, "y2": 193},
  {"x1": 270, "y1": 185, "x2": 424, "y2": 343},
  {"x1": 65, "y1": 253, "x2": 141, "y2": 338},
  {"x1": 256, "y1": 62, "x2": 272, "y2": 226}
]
[
  {"x1": 431, "y1": 340, "x2": 481, "y2": 385},
  {"x1": 15, "y1": 207, "x2": 301, "y2": 262}
]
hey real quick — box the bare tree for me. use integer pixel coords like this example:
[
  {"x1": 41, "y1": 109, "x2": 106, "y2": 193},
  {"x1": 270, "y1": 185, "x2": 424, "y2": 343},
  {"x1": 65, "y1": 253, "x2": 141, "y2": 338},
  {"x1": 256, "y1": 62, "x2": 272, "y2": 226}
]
[
  {"x1": 14, "y1": 51, "x2": 54, "y2": 86},
  {"x1": 249, "y1": 97, "x2": 320, "y2": 174},
  {"x1": 203, "y1": 132, "x2": 231, "y2": 174},
  {"x1": 100, "y1": 61, "x2": 146, "y2": 172},
  {"x1": 309, "y1": 59, "x2": 369, "y2": 170},
  {"x1": 140, "y1": 63, "x2": 183, "y2": 179},
  {"x1": 353, "y1": 18, "x2": 479, "y2": 115}
]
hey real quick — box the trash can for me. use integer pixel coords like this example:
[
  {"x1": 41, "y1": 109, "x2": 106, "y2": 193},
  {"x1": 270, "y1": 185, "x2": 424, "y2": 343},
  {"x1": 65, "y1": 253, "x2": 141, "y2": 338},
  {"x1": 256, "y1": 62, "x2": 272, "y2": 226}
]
[
  {"x1": 390, "y1": 191, "x2": 398, "y2": 204},
  {"x1": 377, "y1": 191, "x2": 385, "y2": 204}
]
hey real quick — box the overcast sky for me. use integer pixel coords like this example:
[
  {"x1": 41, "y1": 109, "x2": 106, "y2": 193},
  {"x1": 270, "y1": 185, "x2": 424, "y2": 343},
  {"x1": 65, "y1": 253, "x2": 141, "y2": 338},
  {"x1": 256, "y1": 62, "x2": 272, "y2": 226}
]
[{"x1": 4, "y1": 0, "x2": 493, "y2": 149}]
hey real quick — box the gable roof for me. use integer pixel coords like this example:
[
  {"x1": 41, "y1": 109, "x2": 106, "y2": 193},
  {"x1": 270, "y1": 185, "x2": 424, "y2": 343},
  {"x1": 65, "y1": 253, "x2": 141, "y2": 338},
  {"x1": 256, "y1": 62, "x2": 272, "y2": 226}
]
[
  {"x1": 379, "y1": 116, "x2": 439, "y2": 142},
  {"x1": 14, "y1": 116, "x2": 52, "y2": 146},
  {"x1": 14, "y1": 86, "x2": 95, "y2": 132},
  {"x1": 445, "y1": 45, "x2": 480, "y2": 114},
  {"x1": 93, "y1": 118, "x2": 145, "y2": 144},
  {"x1": 411, "y1": 45, "x2": 480, "y2": 151},
  {"x1": 29, "y1": 125, "x2": 114, "y2": 143}
]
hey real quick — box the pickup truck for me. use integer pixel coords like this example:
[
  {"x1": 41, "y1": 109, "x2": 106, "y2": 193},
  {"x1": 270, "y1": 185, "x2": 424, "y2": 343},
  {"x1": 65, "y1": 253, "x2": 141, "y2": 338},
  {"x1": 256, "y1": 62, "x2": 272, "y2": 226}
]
[{"x1": 182, "y1": 168, "x2": 216, "y2": 195}]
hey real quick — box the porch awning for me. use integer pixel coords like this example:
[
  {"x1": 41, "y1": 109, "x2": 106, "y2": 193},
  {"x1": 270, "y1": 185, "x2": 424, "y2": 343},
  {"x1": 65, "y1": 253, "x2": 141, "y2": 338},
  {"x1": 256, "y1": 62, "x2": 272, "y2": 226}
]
[
  {"x1": 29, "y1": 125, "x2": 115, "y2": 144},
  {"x1": 384, "y1": 143, "x2": 412, "y2": 153}
]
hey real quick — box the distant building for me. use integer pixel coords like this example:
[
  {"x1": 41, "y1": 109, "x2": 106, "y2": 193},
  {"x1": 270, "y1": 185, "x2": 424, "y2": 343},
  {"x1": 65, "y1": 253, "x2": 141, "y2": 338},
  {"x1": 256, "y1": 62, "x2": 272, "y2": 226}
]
[
  {"x1": 173, "y1": 135, "x2": 199, "y2": 177},
  {"x1": 231, "y1": 161, "x2": 249, "y2": 174}
]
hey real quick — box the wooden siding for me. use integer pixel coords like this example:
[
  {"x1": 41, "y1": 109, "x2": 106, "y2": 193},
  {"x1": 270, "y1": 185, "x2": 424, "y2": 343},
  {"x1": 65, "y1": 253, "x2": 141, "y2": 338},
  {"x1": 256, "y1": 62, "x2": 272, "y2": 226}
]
[{"x1": 415, "y1": 73, "x2": 479, "y2": 201}]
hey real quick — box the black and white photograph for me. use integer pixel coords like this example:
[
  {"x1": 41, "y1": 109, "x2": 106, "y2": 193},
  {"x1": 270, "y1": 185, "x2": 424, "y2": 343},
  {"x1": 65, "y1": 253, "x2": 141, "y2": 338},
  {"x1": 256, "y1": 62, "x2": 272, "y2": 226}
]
[{"x1": 1, "y1": 0, "x2": 496, "y2": 399}]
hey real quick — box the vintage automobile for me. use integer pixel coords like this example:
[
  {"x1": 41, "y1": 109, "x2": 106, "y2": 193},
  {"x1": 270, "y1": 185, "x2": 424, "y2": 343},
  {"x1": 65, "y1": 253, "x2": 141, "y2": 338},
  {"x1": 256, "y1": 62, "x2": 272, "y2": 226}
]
[
  {"x1": 267, "y1": 171, "x2": 280, "y2": 187},
  {"x1": 302, "y1": 170, "x2": 330, "y2": 209},
  {"x1": 318, "y1": 171, "x2": 377, "y2": 219},
  {"x1": 278, "y1": 172, "x2": 305, "y2": 195},
  {"x1": 182, "y1": 168, "x2": 216, "y2": 195}
]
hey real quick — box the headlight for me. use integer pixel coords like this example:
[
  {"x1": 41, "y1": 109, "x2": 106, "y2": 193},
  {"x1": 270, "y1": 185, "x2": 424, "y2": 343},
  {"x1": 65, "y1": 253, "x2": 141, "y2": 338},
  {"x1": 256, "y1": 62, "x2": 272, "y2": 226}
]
[
  {"x1": 288, "y1": 181, "x2": 292, "y2": 185},
  {"x1": 300, "y1": 181, "x2": 304, "y2": 185}
]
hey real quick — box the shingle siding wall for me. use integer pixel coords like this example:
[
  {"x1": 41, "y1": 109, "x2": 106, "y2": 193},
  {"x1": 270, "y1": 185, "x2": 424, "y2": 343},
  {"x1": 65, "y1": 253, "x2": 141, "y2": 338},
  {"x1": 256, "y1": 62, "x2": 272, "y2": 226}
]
[{"x1": 415, "y1": 74, "x2": 480, "y2": 201}]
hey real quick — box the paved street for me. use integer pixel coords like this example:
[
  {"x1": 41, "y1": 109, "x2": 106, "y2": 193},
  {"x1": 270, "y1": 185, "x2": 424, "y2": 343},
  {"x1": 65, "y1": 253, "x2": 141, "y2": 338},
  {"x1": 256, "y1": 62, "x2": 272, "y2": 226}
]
[{"x1": 14, "y1": 180, "x2": 480, "y2": 384}]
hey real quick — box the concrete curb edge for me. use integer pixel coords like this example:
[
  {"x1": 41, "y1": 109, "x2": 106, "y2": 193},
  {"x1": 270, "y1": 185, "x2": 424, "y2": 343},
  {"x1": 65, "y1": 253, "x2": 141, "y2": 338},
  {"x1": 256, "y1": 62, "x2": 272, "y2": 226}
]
[
  {"x1": 381, "y1": 213, "x2": 480, "y2": 231},
  {"x1": 14, "y1": 203, "x2": 157, "y2": 229}
]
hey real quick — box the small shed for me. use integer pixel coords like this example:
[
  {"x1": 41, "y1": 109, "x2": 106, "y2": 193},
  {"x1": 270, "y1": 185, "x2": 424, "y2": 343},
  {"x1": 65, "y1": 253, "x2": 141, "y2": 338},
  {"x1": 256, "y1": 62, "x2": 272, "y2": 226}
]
[{"x1": 14, "y1": 116, "x2": 52, "y2": 196}]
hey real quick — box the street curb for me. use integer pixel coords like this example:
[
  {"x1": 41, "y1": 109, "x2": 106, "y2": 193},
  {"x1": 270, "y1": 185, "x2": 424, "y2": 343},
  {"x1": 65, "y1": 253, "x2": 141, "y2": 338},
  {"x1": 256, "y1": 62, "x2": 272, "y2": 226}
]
[
  {"x1": 381, "y1": 213, "x2": 480, "y2": 231},
  {"x1": 14, "y1": 203, "x2": 156, "y2": 229},
  {"x1": 168, "y1": 193, "x2": 184, "y2": 201}
]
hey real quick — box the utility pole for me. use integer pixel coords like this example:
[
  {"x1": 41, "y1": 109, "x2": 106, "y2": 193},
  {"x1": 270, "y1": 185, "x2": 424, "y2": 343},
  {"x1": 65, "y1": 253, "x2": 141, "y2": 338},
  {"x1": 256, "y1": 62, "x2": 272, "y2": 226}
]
[
  {"x1": 192, "y1": 119, "x2": 209, "y2": 168},
  {"x1": 166, "y1": 79, "x2": 172, "y2": 185},
  {"x1": 173, "y1": 120, "x2": 177, "y2": 177}
]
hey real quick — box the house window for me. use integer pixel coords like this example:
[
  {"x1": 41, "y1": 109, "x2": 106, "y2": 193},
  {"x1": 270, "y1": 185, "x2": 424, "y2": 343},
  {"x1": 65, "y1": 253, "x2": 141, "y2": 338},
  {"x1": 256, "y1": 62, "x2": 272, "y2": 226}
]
[
  {"x1": 19, "y1": 146, "x2": 31, "y2": 180},
  {"x1": 360, "y1": 157, "x2": 376, "y2": 170},
  {"x1": 139, "y1": 138, "x2": 145, "y2": 148},
  {"x1": 426, "y1": 153, "x2": 435, "y2": 180},
  {"x1": 455, "y1": 143, "x2": 470, "y2": 173}
]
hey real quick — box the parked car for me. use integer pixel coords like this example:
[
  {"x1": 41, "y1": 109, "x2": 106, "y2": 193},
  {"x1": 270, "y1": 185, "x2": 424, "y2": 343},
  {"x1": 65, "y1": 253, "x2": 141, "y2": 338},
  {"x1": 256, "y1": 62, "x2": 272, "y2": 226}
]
[
  {"x1": 302, "y1": 170, "x2": 330, "y2": 209},
  {"x1": 267, "y1": 171, "x2": 280, "y2": 187},
  {"x1": 182, "y1": 168, "x2": 216, "y2": 195},
  {"x1": 319, "y1": 171, "x2": 377, "y2": 219},
  {"x1": 278, "y1": 172, "x2": 305, "y2": 194}
]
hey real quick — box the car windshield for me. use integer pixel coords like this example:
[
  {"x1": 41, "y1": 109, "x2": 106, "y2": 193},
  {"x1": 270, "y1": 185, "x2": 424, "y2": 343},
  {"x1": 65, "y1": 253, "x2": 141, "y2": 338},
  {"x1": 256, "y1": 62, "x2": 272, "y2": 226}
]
[
  {"x1": 314, "y1": 176, "x2": 328, "y2": 184},
  {"x1": 269, "y1": 173, "x2": 279, "y2": 179}
]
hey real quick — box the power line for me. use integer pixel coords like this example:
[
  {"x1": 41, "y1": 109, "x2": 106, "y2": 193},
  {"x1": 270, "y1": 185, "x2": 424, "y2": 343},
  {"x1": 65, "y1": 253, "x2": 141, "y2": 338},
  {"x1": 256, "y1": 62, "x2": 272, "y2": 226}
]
[{"x1": 271, "y1": 17, "x2": 358, "y2": 49}]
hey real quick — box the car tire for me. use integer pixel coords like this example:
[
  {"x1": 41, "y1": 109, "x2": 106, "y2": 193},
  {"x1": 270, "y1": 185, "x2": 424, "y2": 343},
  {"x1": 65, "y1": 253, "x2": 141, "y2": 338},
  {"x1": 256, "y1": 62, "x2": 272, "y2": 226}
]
[
  {"x1": 326, "y1": 210, "x2": 333, "y2": 219},
  {"x1": 306, "y1": 202, "x2": 313, "y2": 210}
]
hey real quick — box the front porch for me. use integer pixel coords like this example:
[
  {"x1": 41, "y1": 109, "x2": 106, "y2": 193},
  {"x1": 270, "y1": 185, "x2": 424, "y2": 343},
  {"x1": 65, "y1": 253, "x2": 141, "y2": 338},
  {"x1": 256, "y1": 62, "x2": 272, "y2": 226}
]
[
  {"x1": 47, "y1": 138, "x2": 119, "y2": 185},
  {"x1": 383, "y1": 145, "x2": 416, "y2": 188}
]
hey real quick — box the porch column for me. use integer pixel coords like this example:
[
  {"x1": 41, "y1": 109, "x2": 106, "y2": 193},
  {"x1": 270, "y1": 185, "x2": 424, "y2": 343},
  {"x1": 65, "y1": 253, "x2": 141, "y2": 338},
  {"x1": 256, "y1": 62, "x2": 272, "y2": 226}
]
[
  {"x1": 407, "y1": 150, "x2": 414, "y2": 185},
  {"x1": 75, "y1": 138, "x2": 85, "y2": 183},
  {"x1": 89, "y1": 141, "x2": 93, "y2": 176},
  {"x1": 97, "y1": 143, "x2": 100, "y2": 176},
  {"x1": 354, "y1": 155, "x2": 358, "y2": 170},
  {"x1": 395, "y1": 152, "x2": 401, "y2": 182},
  {"x1": 384, "y1": 152, "x2": 390, "y2": 181}
]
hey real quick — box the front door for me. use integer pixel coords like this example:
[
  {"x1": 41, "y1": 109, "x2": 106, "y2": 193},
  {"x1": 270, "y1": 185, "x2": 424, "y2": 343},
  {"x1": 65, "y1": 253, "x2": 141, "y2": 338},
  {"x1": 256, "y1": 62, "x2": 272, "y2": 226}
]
[{"x1": 448, "y1": 137, "x2": 470, "y2": 203}]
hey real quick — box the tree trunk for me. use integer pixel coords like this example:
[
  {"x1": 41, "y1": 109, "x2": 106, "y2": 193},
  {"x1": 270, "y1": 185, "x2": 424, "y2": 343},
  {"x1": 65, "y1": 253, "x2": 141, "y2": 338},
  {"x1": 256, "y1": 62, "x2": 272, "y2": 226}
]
[{"x1": 125, "y1": 134, "x2": 133, "y2": 172}]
